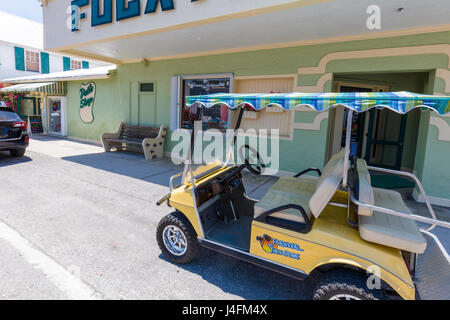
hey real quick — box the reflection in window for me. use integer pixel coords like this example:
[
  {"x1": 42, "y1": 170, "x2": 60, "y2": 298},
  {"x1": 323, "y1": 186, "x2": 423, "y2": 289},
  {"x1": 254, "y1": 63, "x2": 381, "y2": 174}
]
[{"x1": 181, "y1": 78, "x2": 230, "y2": 131}]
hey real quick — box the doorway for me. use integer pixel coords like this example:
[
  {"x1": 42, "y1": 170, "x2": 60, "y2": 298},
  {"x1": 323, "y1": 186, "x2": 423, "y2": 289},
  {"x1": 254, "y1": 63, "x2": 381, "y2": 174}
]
[
  {"x1": 47, "y1": 96, "x2": 67, "y2": 136},
  {"x1": 329, "y1": 81, "x2": 409, "y2": 170}
]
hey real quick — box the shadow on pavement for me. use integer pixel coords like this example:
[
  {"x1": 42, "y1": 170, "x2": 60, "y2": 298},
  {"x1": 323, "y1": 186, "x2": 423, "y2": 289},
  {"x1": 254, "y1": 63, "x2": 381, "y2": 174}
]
[
  {"x1": 62, "y1": 151, "x2": 183, "y2": 188},
  {"x1": 158, "y1": 250, "x2": 314, "y2": 300},
  {"x1": 0, "y1": 151, "x2": 32, "y2": 167}
]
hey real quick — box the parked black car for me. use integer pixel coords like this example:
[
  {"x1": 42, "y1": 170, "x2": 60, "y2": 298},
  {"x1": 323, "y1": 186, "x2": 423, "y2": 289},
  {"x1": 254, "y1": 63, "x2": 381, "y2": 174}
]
[{"x1": 0, "y1": 104, "x2": 29, "y2": 157}]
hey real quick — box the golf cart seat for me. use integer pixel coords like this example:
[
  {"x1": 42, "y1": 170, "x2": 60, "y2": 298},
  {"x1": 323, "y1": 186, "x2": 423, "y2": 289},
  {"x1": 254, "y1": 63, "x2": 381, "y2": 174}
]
[
  {"x1": 355, "y1": 159, "x2": 427, "y2": 254},
  {"x1": 254, "y1": 148, "x2": 346, "y2": 224}
]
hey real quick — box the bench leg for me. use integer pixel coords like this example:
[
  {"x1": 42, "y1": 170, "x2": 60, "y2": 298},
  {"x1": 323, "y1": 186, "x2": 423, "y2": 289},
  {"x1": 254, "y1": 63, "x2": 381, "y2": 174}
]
[
  {"x1": 102, "y1": 139, "x2": 112, "y2": 152},
  {"x1": 142, "y1": 138, "x2": 165, "y2": 160}
]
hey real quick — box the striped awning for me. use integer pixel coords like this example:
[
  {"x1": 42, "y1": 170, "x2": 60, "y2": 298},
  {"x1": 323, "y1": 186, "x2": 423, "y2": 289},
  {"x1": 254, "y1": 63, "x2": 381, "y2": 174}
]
[
  {"x1": 186, "y1": 92, "x2": 450, "y2": 115},
  {"x1": 0, "y1": 81, "x2": 66, "y2": 95}
]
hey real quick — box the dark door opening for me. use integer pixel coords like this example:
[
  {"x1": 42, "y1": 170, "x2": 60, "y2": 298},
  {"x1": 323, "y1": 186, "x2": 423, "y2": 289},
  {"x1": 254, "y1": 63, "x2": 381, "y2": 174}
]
[{"x1": 338, "y1": 85, "x2": 408, "y2": 170}]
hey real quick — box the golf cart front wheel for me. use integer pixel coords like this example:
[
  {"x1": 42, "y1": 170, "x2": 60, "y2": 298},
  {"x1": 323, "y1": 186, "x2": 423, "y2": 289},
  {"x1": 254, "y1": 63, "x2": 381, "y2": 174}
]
[
  {"x1": 157, "y1": 211, "x2": 199, "y2": 264},
  {"x1": 313, "y1": 269, "x2": 387, "y2": 300}
]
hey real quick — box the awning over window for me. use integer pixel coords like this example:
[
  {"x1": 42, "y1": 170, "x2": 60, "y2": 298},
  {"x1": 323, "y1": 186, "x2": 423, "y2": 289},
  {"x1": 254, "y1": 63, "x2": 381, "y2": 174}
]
[{"x1": 0, "y1": 82, "x2": 66, "y2": 95}]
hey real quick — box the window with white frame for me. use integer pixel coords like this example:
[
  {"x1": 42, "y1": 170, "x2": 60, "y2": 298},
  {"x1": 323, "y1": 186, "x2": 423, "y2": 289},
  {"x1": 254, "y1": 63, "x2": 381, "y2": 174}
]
[
  {"x1": 70, "y1": 59, "x2": 82, "y2": 70},
  {"x1": 25, "y1": 50, "x2": 40, "y2": 72},
  {"x1": 179, "y1": 76, "x2": 232, "y2": 131}
]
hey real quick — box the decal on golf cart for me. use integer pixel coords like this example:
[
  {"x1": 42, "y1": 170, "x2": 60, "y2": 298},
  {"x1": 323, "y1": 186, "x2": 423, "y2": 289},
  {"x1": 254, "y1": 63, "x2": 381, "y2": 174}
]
[{"x1": 257, "y1": 234, "x2": 304, "y2": 260}]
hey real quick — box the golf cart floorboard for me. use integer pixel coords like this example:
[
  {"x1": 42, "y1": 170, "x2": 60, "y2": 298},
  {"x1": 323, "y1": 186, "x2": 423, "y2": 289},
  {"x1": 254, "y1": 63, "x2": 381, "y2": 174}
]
[
  {"x1": 415, "y1": 231, "x2": 450, "y2": 300},
  {"x1": 205, "y1": 216, "x2": 253, "y2": 251}
]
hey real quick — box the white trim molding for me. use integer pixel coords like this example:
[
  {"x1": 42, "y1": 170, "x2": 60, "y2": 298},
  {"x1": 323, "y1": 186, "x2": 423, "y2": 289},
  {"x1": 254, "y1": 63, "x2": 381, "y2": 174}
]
[
  {"x1": 297, "y1": 44, "x2": 450, "y2": 75},
  {"x1": 430, "y1": 116, "x2": 450, "y2": 141},
  {"x1": 413, "y1": 188, "x2": 450, "y2": 208},
  {"x1": 292, "y1": 112, "x2": 329, "y2": 131}
]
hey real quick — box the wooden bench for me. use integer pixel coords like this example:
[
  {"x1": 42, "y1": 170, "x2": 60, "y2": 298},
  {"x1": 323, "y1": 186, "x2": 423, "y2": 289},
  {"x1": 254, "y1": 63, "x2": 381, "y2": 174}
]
[{"x1": 101, "y1": 122, "x2": 167, "y2": 160}]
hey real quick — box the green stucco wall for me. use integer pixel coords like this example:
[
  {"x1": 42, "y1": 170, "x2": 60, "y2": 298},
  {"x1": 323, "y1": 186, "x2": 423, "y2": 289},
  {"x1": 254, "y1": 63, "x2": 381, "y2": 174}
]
[
  {"x1": 65, "y1": 30, "x2": 450, "y2": 200},
  {"x1": 419, "y1": 115, "x2": 450, "y2": 199}
]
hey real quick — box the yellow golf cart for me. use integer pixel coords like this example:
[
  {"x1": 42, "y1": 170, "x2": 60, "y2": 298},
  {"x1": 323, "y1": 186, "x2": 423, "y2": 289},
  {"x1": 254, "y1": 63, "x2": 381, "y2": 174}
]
[{"x1": 156, "y1": 92, "x2": 450, "y2": 300}]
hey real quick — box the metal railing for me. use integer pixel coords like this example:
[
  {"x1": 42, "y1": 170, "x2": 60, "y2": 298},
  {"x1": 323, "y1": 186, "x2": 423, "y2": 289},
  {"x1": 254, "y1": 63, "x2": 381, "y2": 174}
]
[
  {"x1": 349, "y1": 191, "x2": 450, "y2": 229},
  {"x1": 367, "y1": 166, "x2": 439, "y2": 231}
]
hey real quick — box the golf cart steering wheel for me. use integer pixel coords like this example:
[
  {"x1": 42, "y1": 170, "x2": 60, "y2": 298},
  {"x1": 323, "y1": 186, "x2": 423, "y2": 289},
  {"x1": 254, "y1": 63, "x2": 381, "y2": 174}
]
[{"x1": 239, "y1": 144, "x2": 265, "y2": 175}]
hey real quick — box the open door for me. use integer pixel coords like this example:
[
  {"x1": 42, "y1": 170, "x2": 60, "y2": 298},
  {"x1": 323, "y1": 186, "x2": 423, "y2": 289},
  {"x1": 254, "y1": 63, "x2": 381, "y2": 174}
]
[
  {"x1": 365, "y1": 109, "x2": 407, "y2": 170},
  {"x1": 329, "y1": 82, "x2": 407, "y2": 170}
]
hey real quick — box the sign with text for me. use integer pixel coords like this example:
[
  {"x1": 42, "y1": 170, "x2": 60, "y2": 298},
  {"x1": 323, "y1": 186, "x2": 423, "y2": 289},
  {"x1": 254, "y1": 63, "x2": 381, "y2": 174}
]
[
  {"x1": 28, "y1": 116, "x2": 44, "y2": 135},
  {"x1": 80, "y1": 82, "x2": 96, "y2": 123},
  {"x1": 70, "y1": 0, "x2": 202, "y2": 31}
]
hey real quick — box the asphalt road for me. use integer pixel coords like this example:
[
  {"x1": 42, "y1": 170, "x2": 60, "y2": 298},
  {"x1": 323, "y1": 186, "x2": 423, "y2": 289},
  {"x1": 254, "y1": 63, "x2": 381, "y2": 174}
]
[{"x1": 0, "y1": 138, "x2": 312, "y2": 300}]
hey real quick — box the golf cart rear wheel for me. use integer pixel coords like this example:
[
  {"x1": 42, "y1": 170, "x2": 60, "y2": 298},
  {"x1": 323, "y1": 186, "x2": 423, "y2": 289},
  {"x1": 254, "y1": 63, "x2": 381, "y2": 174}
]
[
  {"x1": 313, "y1": 269, "x2": 387, "y2": 300},
  {"x1": 157, "y1": 211, "x2": 199, "y2": 264}
]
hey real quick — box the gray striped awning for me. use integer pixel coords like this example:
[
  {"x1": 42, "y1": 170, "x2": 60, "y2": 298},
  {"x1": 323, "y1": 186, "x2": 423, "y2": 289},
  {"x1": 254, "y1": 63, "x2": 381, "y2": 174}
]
[{"x1": 0, "y1": 81, "x2": 66, "y2": 95}]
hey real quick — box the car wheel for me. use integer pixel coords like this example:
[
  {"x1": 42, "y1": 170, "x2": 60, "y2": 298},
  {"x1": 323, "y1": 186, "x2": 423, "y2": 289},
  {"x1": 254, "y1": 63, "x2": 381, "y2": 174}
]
[
  {"x1": 10, "y1": 149, "x2": 25, "y2": 157},
  {"x1": 313, "y1": 269, "x2": 387, "y2": 300},
  {"x1": 157, "y1": 211, "x2": 199, "y2": 264}
]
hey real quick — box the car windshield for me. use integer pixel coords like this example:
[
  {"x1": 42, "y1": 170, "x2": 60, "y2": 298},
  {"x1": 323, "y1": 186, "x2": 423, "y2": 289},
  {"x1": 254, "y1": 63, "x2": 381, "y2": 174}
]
[{"x1": 0, "y1": 108, "x2": 20, "y2": 121}]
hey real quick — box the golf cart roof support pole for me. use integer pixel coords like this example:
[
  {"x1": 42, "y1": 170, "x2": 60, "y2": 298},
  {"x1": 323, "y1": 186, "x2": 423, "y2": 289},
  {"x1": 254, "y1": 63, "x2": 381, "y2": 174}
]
[
  {"x1": 233, "y1": 107, "x2": 245, "y2": 144},
  {"x1": 182, "y1": 106, "x2": 204, "y2": 184},
  {"x1": 343, "y1": 109, "x2": 353, "y2": 188},
  {"x1": 190, "y1": 106, "x2": 204, "y2": 156},
  {"x1": 223, "y1": 107, "x2": 245, "y2": 167}
]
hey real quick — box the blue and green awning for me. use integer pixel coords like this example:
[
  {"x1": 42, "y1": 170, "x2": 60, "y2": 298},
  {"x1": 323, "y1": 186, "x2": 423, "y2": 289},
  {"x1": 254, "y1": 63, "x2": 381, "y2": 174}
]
[{"x1": 186, "y1": 92, "x2": 450, "y2": 115}]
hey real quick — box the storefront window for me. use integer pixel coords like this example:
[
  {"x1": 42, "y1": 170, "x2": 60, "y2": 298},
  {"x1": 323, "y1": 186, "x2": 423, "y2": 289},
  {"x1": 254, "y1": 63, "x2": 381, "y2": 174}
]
[
  {"x1": 180, "y1": 77, "x2": 231, "y2": 131},
  {"x1": 19, "y1": 98, "x2": 35, "y2": 118},
  {"x1": 49, "y1": 98, "x2": 62, "y2": 133}
]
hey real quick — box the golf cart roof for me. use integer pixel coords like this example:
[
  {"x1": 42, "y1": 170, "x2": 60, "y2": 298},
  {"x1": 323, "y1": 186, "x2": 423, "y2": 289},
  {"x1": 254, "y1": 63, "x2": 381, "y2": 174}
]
[{"x1": 186, "y1": 91, "x2": 450, "y2": 115}]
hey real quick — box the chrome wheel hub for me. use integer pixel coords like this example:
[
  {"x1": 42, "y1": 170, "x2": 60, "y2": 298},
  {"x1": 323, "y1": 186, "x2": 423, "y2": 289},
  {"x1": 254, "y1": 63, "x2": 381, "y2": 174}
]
[
  {"x1": 163, "y1": 225, "x2": 187, "y2": 256},
  {"x1": 329, "y1": 294, "x2": 361, "y2": 300}
]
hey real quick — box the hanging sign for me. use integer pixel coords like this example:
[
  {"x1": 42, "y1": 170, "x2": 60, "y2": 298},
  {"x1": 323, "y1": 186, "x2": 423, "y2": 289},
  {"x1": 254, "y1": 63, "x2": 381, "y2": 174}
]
[{"x1": 80, "y1": 82, "x2": 96, "y2": 123}]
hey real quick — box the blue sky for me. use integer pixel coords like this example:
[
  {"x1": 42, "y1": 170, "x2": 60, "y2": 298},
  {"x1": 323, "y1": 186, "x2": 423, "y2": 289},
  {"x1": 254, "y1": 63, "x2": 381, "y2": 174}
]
[{"x1": 2, "y1": 0, "x2": 43, "y2": 22}]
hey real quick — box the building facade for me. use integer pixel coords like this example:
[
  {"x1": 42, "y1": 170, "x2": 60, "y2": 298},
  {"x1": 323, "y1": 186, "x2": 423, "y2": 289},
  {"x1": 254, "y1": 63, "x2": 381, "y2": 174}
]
[
  {"x1": 26, "y1": 0, "x2": 450, "y2": 205},
  {"x1": 0, "y1": 11, "x2": 111, "y2": 135}
]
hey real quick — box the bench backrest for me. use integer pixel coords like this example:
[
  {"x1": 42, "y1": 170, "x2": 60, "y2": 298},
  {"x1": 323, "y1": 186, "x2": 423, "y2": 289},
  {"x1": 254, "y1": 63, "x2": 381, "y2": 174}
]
[
  {"x1": 356, "y1": 159, "x2": 374, "y2": 216},
  {"x1": 120, "y1": 124, "x2": 160, "y2": 140},
  {"x1": 309, "y1": 148, "x2": 346, "y2": 218}
]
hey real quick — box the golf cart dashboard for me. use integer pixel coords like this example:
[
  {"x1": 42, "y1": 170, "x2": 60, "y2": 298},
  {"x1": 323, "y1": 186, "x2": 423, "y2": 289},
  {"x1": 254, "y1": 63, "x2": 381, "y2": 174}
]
[{"x1": 195, "y1": 171, "x2": 242, "y2": 206}]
